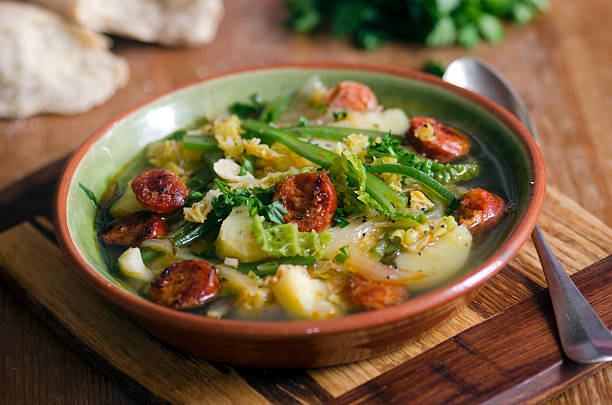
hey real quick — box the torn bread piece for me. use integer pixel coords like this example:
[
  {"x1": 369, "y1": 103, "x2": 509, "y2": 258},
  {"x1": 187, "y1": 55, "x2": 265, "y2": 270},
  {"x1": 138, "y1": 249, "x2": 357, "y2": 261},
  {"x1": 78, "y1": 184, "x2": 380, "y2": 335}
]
[
  {"x1": 22, "y1": 0, "x2": 224, "y2": 47},
  {"x1": 0, "y1": 1, "x2": 129, "y2": 118}
]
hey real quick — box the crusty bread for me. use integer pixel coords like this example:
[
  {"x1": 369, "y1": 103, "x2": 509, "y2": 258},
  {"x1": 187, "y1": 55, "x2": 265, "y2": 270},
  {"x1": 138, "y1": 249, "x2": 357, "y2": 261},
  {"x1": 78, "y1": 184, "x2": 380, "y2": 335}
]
[
  {"x1": 0, "y1": 1, "x2": 129, "y2": 118},
  {"x1": 22, "y1": 0, "x2": 224, "y2": 46}
]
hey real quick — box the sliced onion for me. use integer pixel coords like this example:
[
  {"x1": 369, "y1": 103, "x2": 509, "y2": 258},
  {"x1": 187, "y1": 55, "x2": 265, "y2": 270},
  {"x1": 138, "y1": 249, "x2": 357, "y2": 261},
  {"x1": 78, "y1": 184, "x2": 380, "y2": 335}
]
[
  {"x1": 327, "y1": 219, "x2": 421, "y2": 284},
  {"x1": 141, "y1": 238, "x2": 174, "y2": 256}
]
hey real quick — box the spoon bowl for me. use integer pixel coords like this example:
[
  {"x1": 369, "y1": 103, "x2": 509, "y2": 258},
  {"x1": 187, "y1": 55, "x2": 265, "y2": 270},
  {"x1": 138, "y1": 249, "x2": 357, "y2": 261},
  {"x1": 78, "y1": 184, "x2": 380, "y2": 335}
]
[{"x1": 443, "y1": 56, "x2": 612, "y2": 364}]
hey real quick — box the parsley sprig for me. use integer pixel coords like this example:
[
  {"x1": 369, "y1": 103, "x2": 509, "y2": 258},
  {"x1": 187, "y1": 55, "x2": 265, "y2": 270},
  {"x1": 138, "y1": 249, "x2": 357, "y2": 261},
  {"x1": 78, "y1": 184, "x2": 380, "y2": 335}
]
[
  {"x1": 368, "y1": 132, "x2": 480, "y2": 184},
  {"x1": 285, "y1": 0, "x2": 548, "y2": 50},
  {"x1": 213, "y1": 180, "x2": 288, "y2": 225}
]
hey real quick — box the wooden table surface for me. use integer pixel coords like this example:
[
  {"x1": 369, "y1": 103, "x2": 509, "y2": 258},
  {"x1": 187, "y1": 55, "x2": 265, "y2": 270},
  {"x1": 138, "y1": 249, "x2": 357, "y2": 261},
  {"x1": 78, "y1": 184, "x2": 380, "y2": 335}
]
[{"x1": 1, "y1": 0, "x2": 611, "y2": 403}]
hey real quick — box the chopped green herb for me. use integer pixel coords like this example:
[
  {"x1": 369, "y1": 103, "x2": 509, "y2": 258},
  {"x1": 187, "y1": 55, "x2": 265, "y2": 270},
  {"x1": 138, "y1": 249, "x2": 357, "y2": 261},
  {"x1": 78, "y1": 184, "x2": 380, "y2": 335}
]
[
  {"x1": 334, "y1": 245, "x2": 350, "y2": 263},
  {"x1": 239, "y1": 155, "x2": 256, "y2": 176},
  {"x1": 229, "y1": 93, "x2": 266, "y2": 118},
  {"x1": 333, "y1": 109, "x2": 348, "y2": 122},
  {"x1": 333, "y1": 207, "x2": 348, "y2": 228},
  {"x1": 297, "y1": 116, "x2": 310, "y2": 127},
  {"x1": 260, "y1": 200, "x2": 289, "y2": 225},
  {"x1": 79, "y1": 183, "x2": 99, "y2": 208},
  {"x1": 285, "y1": 0, "x2": 548, "y2": 50},
  {"x1": 367, "y1": 131, "x2": 480, "y2": 184},
  {"x1": 423, "y1": 59, "x2": 448, "y2": 77}
]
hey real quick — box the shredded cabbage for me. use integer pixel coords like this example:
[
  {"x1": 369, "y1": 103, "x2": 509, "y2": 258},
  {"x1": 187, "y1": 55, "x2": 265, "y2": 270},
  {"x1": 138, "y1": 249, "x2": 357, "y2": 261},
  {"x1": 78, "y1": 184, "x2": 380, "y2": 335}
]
[
  {"x1": 251, "y1": 215, "x2": 331, "y2": 259},
  {"x1": 329, "y1": 151, "x2": 378, "y2": 215}
]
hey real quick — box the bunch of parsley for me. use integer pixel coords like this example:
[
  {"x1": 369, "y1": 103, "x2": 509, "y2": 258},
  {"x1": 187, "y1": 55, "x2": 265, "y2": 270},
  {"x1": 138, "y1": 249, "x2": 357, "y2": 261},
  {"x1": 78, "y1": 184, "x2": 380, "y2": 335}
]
[
  {"x1": 285, "y1": 0, "x2": 548, "y2": 50},
  {"x1": 213, "y1": 180, "x2": 288, "y2": 225}
]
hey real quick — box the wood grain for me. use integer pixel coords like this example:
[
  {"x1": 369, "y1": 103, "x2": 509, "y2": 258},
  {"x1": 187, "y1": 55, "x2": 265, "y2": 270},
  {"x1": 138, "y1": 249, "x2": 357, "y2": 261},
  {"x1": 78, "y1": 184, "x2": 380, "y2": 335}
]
[
  {"x1": 1, "y1": 0, "x2": 611, "y2": 403},
  {"x1": 331, "y1": 256, "x2": 612, "y2": 405},
  {"x1": 0, "y1": 187, "x2": 610, "y2": 404}
]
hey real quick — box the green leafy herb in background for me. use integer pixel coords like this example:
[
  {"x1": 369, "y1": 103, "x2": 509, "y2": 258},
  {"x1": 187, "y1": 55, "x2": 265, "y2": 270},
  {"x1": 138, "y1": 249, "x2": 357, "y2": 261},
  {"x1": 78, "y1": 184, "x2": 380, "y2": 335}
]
[{"x1": 285, "y1": 0, "x2": 548, "y2": 50}]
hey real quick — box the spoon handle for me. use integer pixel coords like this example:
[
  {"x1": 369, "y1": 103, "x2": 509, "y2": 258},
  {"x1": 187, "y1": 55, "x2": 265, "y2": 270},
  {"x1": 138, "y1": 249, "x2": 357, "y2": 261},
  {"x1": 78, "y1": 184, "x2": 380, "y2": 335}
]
[{"x1": 532, "y1": 225, "x2": 612, "y2": 363}]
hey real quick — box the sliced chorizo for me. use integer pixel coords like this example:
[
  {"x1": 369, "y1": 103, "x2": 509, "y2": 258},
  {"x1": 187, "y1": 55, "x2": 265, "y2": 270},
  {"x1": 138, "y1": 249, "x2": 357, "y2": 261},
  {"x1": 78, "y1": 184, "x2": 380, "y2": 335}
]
[
  {"x1": 457, "y1": 188, "x2": 506, "y2": 232},
  {"x1": 404, "y1": 117, "x2": 471, "y2": 163},
  {"x1": 98, "y1": 211, "x2": 167, "y2": 246},
  {"x1": 131, "y1": 169, "x2": 189, "y2": 214},
  {"x1": 272, "y1": 171, "x2": 337, "y2": 233},
  {"x1": 345, "y1": 275, "x2": 409, "y2": 310},
  {"x1": 149, "y1": 260, "x2": 219, "y2": 310},
  {"x1": 324, "y1": 81, "x2": 378, "y2": 112}
]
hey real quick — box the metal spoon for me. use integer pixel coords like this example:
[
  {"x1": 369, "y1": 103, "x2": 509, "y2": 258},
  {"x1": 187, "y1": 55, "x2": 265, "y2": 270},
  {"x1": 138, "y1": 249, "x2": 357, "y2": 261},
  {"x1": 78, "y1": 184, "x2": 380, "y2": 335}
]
[{"x1": 443, "y1": 56, "x2": 612, "y2": 363}]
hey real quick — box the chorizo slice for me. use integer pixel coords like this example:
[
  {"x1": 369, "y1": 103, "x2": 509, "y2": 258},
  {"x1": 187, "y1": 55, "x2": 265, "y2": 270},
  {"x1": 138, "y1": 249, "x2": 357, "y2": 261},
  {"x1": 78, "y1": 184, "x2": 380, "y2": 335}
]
[
  {"x1": 345, "y1": 275, "x2": 409, "y2": 310},
  {"x1": 458, "y1": 188, "x2": 506, "y2": 232},
  {"x1": 404, "y1": 117, "x2": 471, "y2": 163},
  {"x1": 98, "y1": 211, "x2": 167, "y2": 246},
  {"x1": 131, "y1": 169, "x2": 189, "y2": 214},
  {"x1": 272, "y1": 171, "x2": 337, "y2": 233},
  {"x1": 324, "y1": 81, "x2": 378, "y2": 112},
  {"x1": 149, "y1": 260, "x2": 219, "y2": 310}
]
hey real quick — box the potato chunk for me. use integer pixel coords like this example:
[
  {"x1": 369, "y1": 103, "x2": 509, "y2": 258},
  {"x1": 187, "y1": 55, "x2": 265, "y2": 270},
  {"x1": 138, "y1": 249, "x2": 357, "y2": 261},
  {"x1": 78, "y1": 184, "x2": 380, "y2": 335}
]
[
  {"x1": 396, "y1": 224, "x2": 472, "y2": 290},
  {"x1": 271, "y1": 265, "x2": 337, "y2": 320},
  {"x1": 215, "y1": 207, "x2": 270, "y2": 262}
]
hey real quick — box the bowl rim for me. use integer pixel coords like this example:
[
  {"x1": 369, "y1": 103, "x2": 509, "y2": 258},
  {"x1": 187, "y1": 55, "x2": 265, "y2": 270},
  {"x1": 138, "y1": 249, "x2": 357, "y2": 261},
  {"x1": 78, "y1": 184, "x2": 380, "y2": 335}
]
[{"x1": 54, "y1": 62, "x2": 546, "y2": 339}]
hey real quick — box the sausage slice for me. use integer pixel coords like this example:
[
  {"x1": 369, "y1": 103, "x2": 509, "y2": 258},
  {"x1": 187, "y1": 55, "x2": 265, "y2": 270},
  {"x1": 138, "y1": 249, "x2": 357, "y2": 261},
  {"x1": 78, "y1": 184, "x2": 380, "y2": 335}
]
[
  {"x1": 132, "y1": 169, "x2": 189, "y2": 214},
  {"x1": 345, "y1": 275, "x2": 409, "y2": 310},
  {"x1": 325, "y1": 81, "x2": 378, "y2": 112},
  {"x1": 98, "y1": 211, "x2": 167, "y2": 246},
  {"x1": 272, "y1": 171, "x2": 337, "y2": 233},
  {"x1": 149, "y1": 260, "x2": 219, "y2": 310},
  {"x1": 458, "y1": 188, "x2": 506, "y2": 232},
  {"x1": 405, "y1": 117, "x2": 471, "y2": 163}
]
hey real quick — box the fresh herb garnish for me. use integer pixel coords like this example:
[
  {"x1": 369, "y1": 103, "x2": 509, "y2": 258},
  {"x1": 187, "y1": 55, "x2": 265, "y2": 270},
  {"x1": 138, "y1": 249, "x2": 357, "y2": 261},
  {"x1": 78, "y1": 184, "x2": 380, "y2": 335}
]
[
  {"x1": 297, "y1": 116, "x2": 310, "y2": 127},
  {"x1": 260, "y1": 200, "x2": 289, "y2": 225},
  {"x1": 229, "y1": 93, "x2": 266, "y2": 119},
  {"x1": 423, "y1": 59, "x2": 447, "y2": 77},
  {"x1": 239, "y1": 155, "x2": 256, "y2": 176},
  {"x1": 333, "y1": 207, "x2": 348, "y2": 228},
  {"x1": 333, "y1": 109, "x2": 348, "y2": 122},
  {"x1": 79, "y1": 183, "x2": 99, "y2": 208},
  {"x1": 334, "y1": 245, "x2": 350, "y2": 263},
  {"x1": 285, "y1": 0, "x2": 548, "y2": 50},
  {"x1": 368, "y1": 132, "x2": 480, "y2": 184},
  {"x1": 213, "y1": 180, "x2": 286, "y2": 224}
]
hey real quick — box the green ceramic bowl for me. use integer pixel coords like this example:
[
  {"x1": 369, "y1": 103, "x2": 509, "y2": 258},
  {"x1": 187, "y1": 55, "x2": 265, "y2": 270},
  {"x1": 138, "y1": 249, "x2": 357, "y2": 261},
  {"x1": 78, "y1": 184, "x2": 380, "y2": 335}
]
[{"x1": 54, "y1": 63, "x2": 545, "y2": 367}]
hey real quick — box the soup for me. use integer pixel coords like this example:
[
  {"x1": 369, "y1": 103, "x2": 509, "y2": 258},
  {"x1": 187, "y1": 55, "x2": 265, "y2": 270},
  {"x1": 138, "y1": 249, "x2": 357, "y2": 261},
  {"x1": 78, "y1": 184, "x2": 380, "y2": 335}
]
[{"x1": 90, "y1": 77, "x2": 512, "y2": 321}]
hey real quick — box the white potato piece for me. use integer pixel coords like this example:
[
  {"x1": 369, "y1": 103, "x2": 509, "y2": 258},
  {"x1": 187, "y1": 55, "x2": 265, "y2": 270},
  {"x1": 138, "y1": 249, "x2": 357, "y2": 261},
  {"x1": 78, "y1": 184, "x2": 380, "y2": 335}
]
[
  {"x1": 271, "y1": 265, "x2": 337, "y2": 320},
  {"x1": 109, "y1": 186, "x2": 145, "y2": 217},
  {"x1": 335, "y1": 108, "x2": 410, "y2": 134},
  {"x1": 396, "y1": 224, "x2": 473, "y2": 291},
  {"x1": 215, "y1": 207, "x2": 270, "y2": 262},
  {"x1": 118, "y1": 247, "x2": 154, "y2": 282}
]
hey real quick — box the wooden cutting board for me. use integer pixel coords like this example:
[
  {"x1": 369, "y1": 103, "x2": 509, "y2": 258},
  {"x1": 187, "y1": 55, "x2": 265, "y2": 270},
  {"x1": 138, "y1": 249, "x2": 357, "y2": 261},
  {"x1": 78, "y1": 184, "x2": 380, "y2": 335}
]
[{"x1": 0, "y1": 162, "x2": 610, "y2": 404}]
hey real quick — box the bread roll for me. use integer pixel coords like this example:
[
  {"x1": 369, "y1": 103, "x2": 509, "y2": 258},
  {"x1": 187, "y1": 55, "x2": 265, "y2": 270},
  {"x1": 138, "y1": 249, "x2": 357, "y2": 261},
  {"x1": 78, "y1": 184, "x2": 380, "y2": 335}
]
[
  {"x1": 22, "y1": 0, "x2": 224, "y2": 46},
  {"x1": 0, "y1": 1, "x2": 129, "y2": 118}
]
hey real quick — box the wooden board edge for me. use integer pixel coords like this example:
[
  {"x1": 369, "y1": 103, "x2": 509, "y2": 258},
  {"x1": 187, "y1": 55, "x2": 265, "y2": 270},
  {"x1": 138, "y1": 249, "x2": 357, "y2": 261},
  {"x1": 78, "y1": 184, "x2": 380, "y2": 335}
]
[
  {"x1": 331, "y1": 255, "x2": 612, "y2": 405},
  {"x1": 0, "y1": 265, "x2": 171, "y2": 405}
]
